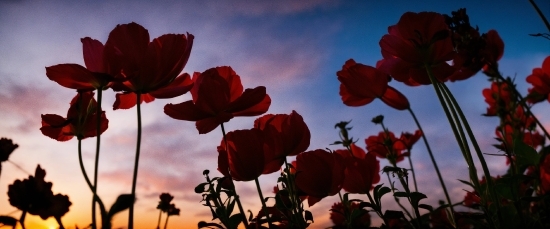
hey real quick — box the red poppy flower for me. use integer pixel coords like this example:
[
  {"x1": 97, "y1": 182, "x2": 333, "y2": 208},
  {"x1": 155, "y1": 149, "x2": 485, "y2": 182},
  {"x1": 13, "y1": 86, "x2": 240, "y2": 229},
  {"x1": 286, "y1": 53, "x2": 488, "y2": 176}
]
[
  {"x1": 103, "y1": 22, "x2": 194, "y2": 109},
  {"x1": 379, "y1": 12, "x2": 456, "y2": 85},
  {"x1": 217, "y1": 129, "x2": 265, "y2": 181},
  {"x1": 254, "y1": 110, "x2": 310, "y2": 174},
  {"x1": 463, "y1": 191, "x2": 481, "y2": 208},
  {"x1": 540, "y1": 154, "x2": 550, "y2": 194},
  {"x1": 337, "y1": 59, "x2": 410, "y2": 110},
  {"x1": 365, "y1": 131, "x2": 409, "y2": 164},
  {"x1": 526, "y1": 56, "x2": 550, "y2": 103},
  {"x1": 165, "y1": 66, "x2": 271, "y2": 134},
  {"x1": 294, "y1": 149, "x2": 345, "y2": 206},
  {"x1": 394, "y1": 130, "x2": 422, "y2": 151},
  {"x1": 481, "y1": 30, "x2": 504, "y2": 72},
  {"x1": 46, "y1": 37, "x2": 115, "y2": 91},
  {"x1": 40, "y1": 92, "x2": 108, "y2": 141},
  {"x1": 330, "y1": 201, "x2": 371, "y2": 228},
  {"x1": 335, "y1": 144, "x2": 380, "y2": 194}
]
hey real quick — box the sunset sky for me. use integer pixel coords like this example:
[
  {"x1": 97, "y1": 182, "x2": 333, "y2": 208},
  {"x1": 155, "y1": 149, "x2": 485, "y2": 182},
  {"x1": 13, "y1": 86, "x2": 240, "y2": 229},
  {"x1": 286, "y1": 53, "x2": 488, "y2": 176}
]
[{"x1": 1, "y1": 0, "x2": 549, "y2": 228}]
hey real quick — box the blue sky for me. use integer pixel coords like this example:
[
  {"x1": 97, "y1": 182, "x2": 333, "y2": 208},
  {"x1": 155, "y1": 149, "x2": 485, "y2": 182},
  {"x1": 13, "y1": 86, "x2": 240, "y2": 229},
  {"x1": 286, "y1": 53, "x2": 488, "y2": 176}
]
[{"x1": 0, "y1": 0, "x2": 549, "y2": 228}]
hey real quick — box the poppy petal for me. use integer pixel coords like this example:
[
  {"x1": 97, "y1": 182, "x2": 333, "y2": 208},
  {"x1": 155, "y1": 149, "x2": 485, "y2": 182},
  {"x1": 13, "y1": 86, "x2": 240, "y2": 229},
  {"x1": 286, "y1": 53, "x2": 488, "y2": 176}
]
[
  {"x1": 149, "y1": 73, "x2": 194, "y2": 99},
  {"x1": 81, "y1": 37, "x2": 105, "y2": 73},
  {"x1": 45, "y1": 64, "x2": 97, "y2": 90},
  {"x1": 229, "y1": 87, "x2": 271, "y2": 116}
]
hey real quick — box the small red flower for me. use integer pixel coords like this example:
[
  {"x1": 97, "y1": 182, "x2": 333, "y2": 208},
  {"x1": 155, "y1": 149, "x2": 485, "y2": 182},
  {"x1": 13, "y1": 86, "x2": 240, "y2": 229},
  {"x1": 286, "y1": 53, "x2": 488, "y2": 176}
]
[
  {"x1": 40, "y1": 92, "x2": 108, "y2": 141},
  {"x1": 365, "y1": 131, "x2": 409, "y2": 164},
  {"x1": 394, "y1": 130, "x2": 422, "y2": 151},
  {"x1": 330, "y1": 201, "x2": 371, "y2": 228},
  {"x1": 335, "y1": 144, "x2": 380, "y2": 194},
  {"x1": 337, "y1": 59, "x2": 410, "y2": 110},
  {"x1": 217, "y1": 129, "x2": 265, "y2": 181},
  {"x1": 379, "y1": 12, "x2": 456, "y2": 85},
  {"x1": 254, "y1": 110, "x2": 310, "y2": 174},
  {"x1": 104, "y1": 22, "x2": 194, "y2": 109},
  {"x1": 46, "y1": 37, "x2": 115, "y2": 91},
  {"x1": 294, "y1": 149, "x2": 345, "y2": 206},
  {"x1": 526, "y1": 56, "x2": 550, "y2": 103},
  {"x1": 482, "y1": 81, "x2": 512, "y2": 116},
  {"x1": 165, "y1": 66, "x2": 271, "y2": 134}
]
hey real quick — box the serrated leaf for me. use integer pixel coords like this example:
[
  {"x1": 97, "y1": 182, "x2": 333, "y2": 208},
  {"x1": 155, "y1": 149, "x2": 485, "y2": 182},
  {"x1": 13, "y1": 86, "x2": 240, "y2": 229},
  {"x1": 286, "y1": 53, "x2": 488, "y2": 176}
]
[{"x1": 108, "y1": 194, "x2": 134, "y2": 218}]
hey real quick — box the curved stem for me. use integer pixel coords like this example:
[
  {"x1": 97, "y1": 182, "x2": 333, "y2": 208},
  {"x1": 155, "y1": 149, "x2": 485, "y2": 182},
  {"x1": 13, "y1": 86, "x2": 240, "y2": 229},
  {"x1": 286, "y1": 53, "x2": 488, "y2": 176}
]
[
  {"x1": 407, "y1": 108, "x2": 455, "y2": 223},
  {"x1": 385, "y1": 173, "x2": 414, "y2": 222},
  {"x1": 78, "y1": 139, "x2": 107, "y2": 227},
  {"x1": 407, "y1": 156, "x2": 418, "y2": 193},
  {"x1": 283, "y1": 158, "x2": 301, "y2": 227},
  {"x1": 220, "y1": 123, "x2": 250, "y2": 228},
  {"x1": 129, "y1": 93, "x2": 143, "y2": 229},
  {"x1": 365, "y1": 191, "x2": 388, "y2": 226},
  {"x1": 255, "y1": 178, "x2": 274, "y2": 228},
  {"x1": 92, "y1": 89, "x2": 103, "y2": 229},
  {"x1": 529, "y1": 0, "x2": 550, "y2": 32}
]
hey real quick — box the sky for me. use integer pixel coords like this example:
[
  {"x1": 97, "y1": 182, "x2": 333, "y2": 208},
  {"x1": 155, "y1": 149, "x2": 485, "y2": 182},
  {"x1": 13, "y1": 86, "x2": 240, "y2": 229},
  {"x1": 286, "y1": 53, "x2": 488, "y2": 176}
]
[{"x1": 0, "y1": 0, "x2": 549, "y2": 228}]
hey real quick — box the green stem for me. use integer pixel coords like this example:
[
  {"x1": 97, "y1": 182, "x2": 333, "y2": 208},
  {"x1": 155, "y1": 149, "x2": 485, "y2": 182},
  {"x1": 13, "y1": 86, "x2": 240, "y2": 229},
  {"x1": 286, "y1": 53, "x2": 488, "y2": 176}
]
[
  {"x1": 385, "y1": 173, "x2": 414, "y2": 223},
  {"x1": 439, "y1": 83, "x2": 502, "y2": 226},
  {"x1": 498, "y1": 75, "x2": 550, "y2": 141},
  {"x1": 129, "y1": 93, "x2": 143, "y2": 229},
  {"x1": 78, "y1": 139, "x2": 108, "y2": 228},
  {"x1": 529, "y1": 0, "x2": 550, "y2": 32},
  {"x1": 220, "y1": 123, "x2": 249, "y2": 228},
  {"x1": 407, "y1": 108, "x2": 455, "y2": 225},
  {"x1": 92, "y1": 89, "x2": 103, "y2": 229},
  {"x1": 283, "y1": 158, "x2": 301, "y2": 227},
  {"x1": 406, "y1": 156, "x2": 418, "y2": 193},
  {"x1": 365, "y1": 189, "x2": 389, "y2": 227},
  {"x1": 255, "y1": 178, "x2": 274, "y2": 228}
]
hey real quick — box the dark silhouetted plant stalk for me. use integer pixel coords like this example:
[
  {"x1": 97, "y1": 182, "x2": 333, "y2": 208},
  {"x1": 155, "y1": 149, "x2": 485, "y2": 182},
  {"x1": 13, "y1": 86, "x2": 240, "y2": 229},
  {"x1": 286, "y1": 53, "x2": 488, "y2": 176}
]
[{"x1": 129, "y1": 92, "x2": 143, "y2": 229}]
